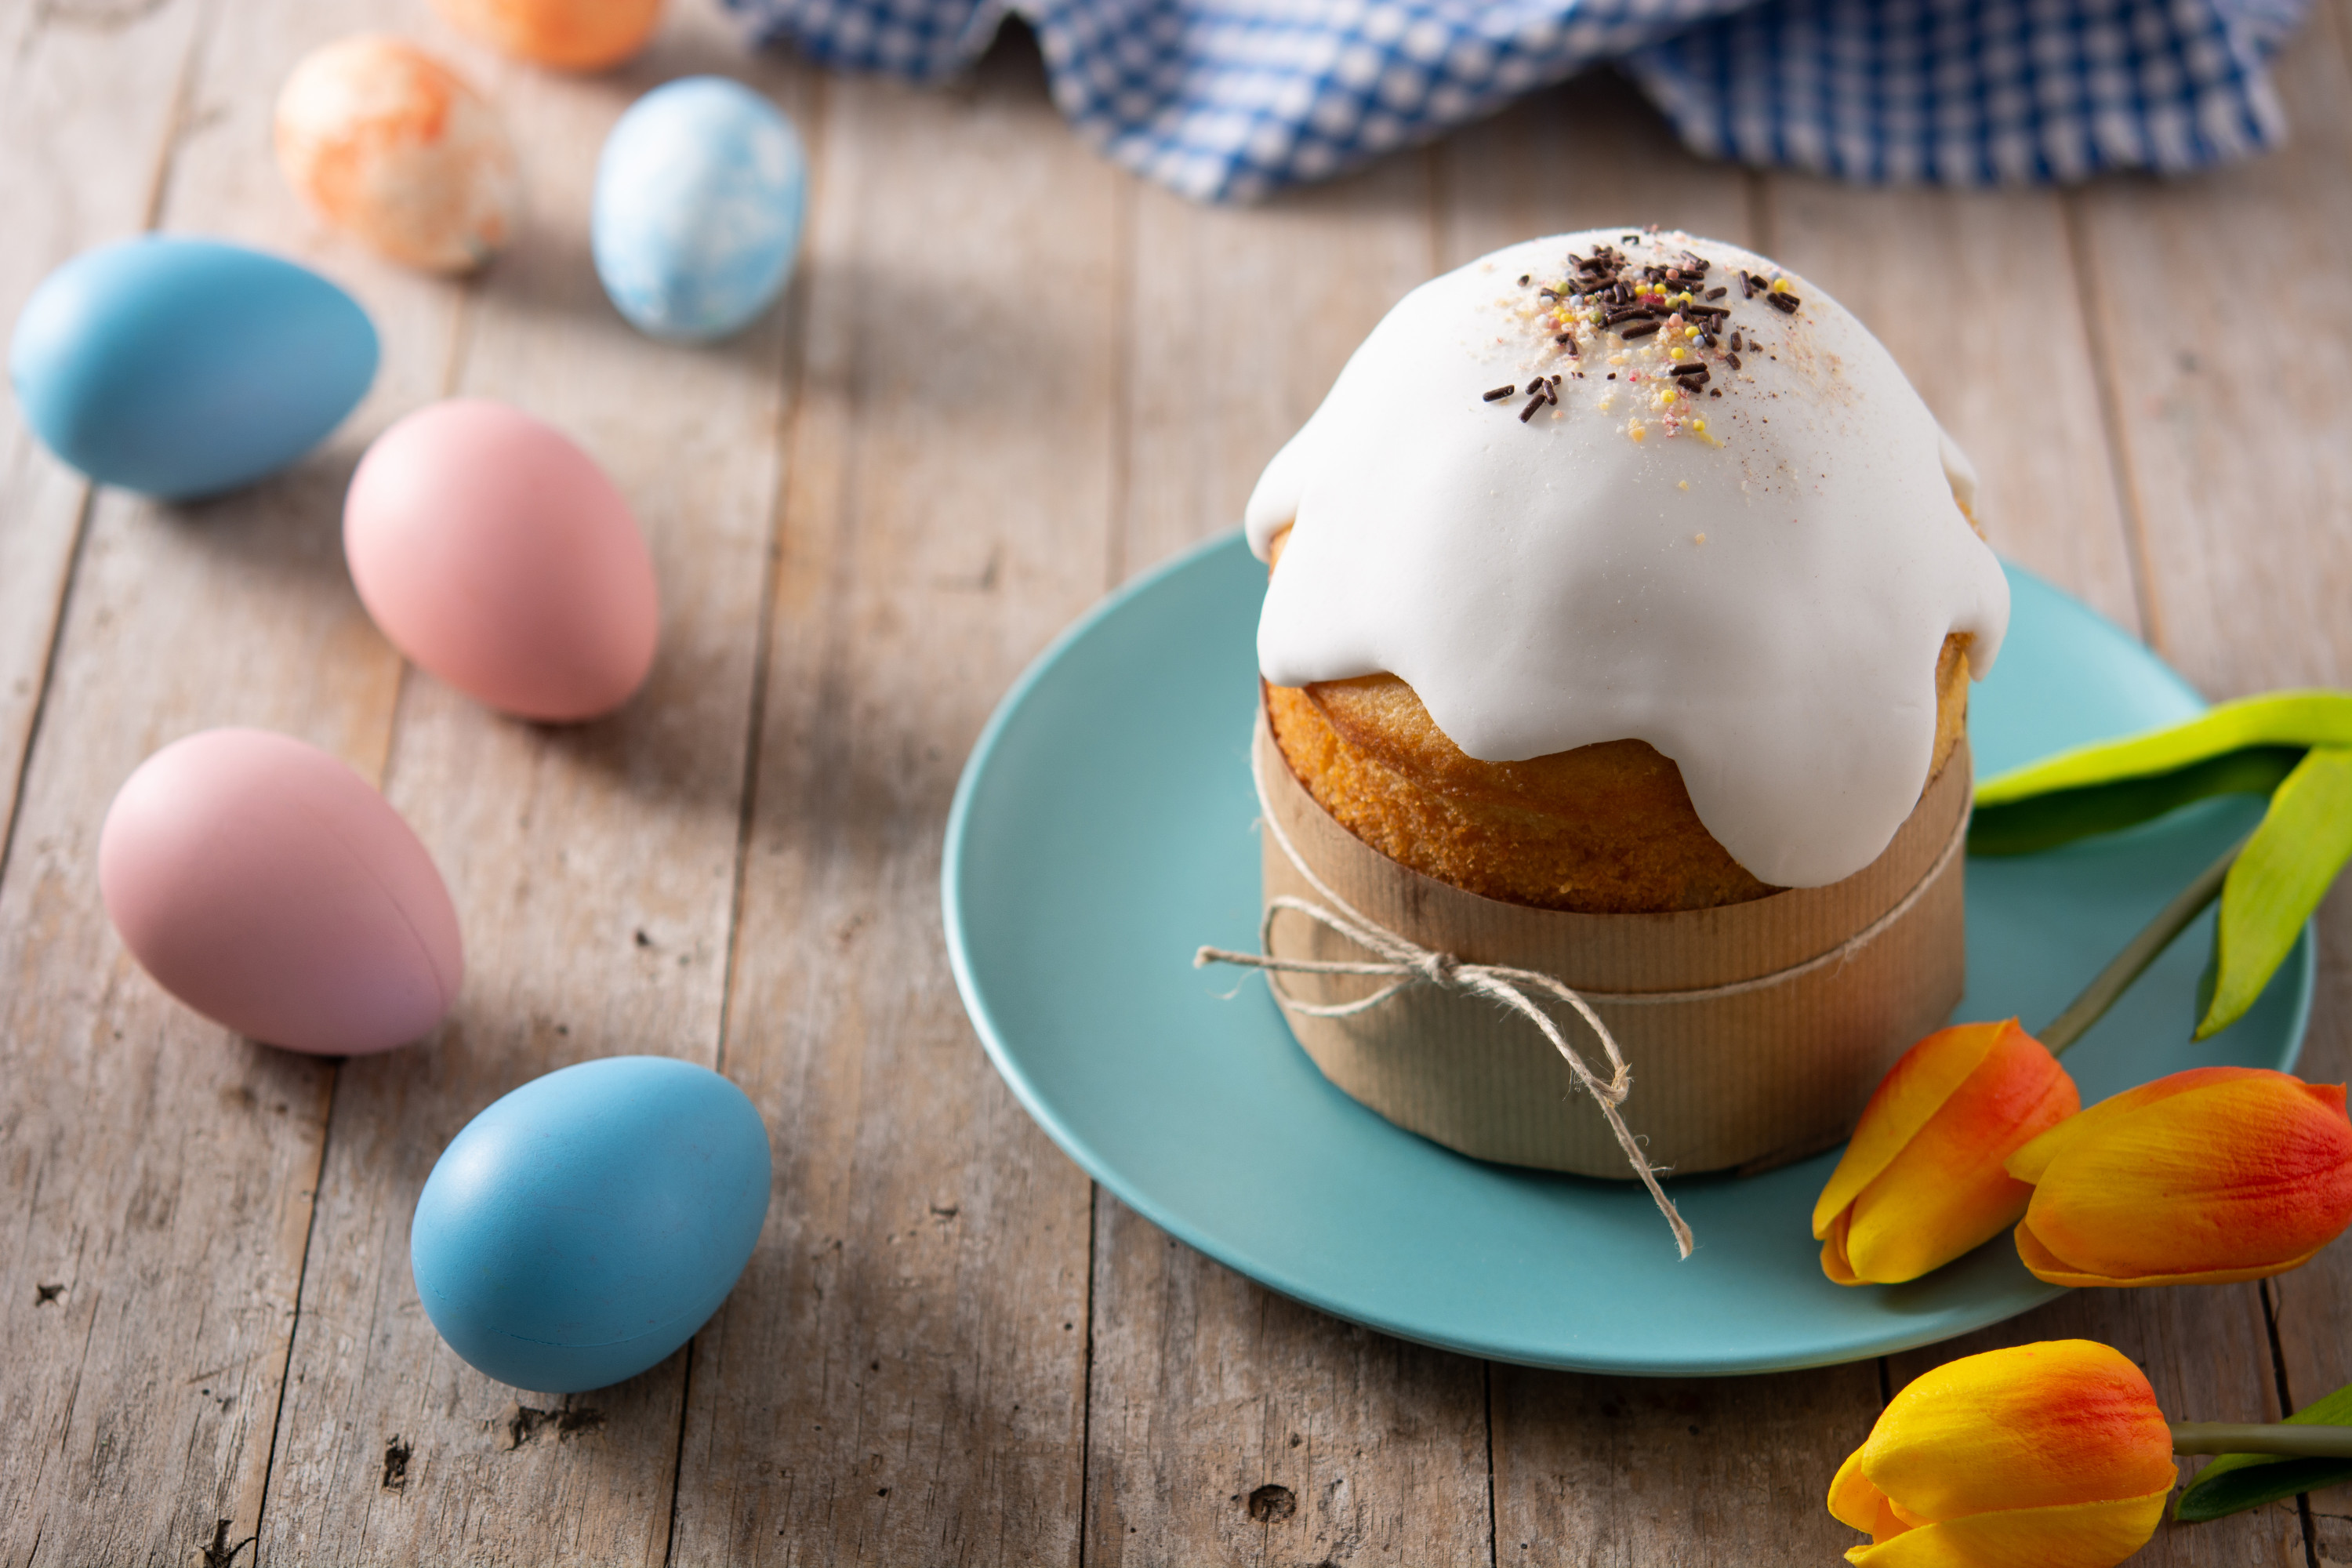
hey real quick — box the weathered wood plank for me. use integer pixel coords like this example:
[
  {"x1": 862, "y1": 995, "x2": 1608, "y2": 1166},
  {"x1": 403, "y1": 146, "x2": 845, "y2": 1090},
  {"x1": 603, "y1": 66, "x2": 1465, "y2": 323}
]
[
  {"x1": 1084, "y1": 1195, "x2": 1491, "y2": 1567},
  {"x1": 0, "y1": 0, "x2": 205, "y2": 880},
  {"x1": 1767, "y1": 181, "x2": 2143, "y2": 636},
  {"x1": 2068, "y1": 0, "x2": 2352, "y2": 693},
  {"x1": 1435, "y1": 70, "x2": 1751, "y2": 264},
  {"x1": 1088, "y1": 140, "x2": 1498, "y2": 1568},
  {"x1": 1494, "y1": 1362, "x2": 1884, "y2": 1567},
  {"x1": 665, "y1": 31, "x2": 1107, "y2": 1566},
  {"x1": 1115, "y1": 150, "x2": 1436, "y2": 580},
  {"x1": 2070, "y1": 3, "x2": 2352, "y2": 1559},
  {"x1": 1439, "y1": 77, "x2": 1889, "y2": 1568},
  {"x1": 0, "y1": 0, "x2": 465, "y2": 1556},
  {"x1": 254, "y1": 13, "x2": 808, "y2": 1564}
]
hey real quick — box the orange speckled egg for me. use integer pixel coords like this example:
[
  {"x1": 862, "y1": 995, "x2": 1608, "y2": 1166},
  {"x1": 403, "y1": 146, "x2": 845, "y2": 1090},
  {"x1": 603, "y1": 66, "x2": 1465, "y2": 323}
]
[
  {"x1": 275, "y1": 36, "x2": 518, "y2": 274},
  {"x1": 432, "y1": 0, "x2": 664, "y2": 71}
]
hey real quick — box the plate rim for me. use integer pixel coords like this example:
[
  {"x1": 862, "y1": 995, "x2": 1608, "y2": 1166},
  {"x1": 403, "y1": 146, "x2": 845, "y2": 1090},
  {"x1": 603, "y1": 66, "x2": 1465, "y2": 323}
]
[{"x1": 942, "y1": 528, "x2": 2318, "y2": 1374}]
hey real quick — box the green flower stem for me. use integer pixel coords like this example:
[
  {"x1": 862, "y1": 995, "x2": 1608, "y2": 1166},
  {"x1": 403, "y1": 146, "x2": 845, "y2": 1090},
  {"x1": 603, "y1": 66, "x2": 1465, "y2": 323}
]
[
  {"x1": 2172, "y1": 1422, "x2": 2352, "y2": 1458},
  {"x1": 2039, "y1": 830, "x2": 2255, "y2": 1058}
]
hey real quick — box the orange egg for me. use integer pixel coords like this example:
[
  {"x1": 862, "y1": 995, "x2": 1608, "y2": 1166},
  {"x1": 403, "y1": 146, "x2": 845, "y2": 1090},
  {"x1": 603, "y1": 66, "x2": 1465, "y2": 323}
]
[
  {"x1": 431, "y1": 0, "x2": 664, "y2": 71},
  {"x1": 275, "y1": 37, "x2": 518, "y2": 274}
]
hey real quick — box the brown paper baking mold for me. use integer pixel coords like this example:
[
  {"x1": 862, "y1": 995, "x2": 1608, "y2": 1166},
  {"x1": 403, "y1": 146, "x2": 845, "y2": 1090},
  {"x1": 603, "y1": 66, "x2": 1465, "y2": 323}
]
[{"x1": 1250, "y1": 713, "x2": 1970, "y2": 1179}]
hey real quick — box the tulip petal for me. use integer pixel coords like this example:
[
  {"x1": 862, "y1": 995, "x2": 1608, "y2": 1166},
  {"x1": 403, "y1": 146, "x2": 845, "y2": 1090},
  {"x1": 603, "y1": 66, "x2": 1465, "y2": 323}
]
[
  {"x1": 1858, "y1": 1341, "x2": 2175, "y2": 1520},
  {"x1": 1816, "y1": 1022, "x2": 2013, "y2": 1239},
  {"x1": 1823, "y1": 1210, "x2": 1864, "y2": 1286},
  {"x1": 2018, "y1": 1077, "x2": 2352, "y2": 1283},
  {"x1": 1831, "y1": 1442, "x2": 1891, "y2": 1533},
  {"x1": 1846, "y1": 1490, "x2": 2169, "y2": 1568},
  {"x1": 1837, "y1": 1025, "x2": 2078, "y2": 1284},
  {"x1": 2008, "y1": 1066, "x2": 2282, "y2": 1184},
  {"x1": 2016, "y1": 1213, "x2": 2326, "y2": 1287}
]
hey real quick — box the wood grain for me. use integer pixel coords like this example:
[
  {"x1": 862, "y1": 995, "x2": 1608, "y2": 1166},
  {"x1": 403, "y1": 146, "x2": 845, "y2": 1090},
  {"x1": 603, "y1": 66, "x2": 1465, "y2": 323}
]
[
  {"x1": 666, "y1": 34, "x2": 1107, "y2": 1566},
  {"x1": 1766, "y1": 181, "x2": 2144, "y2": 636},
  {"x1": 1493, "y1": 1362, "x2": 1884, "y2": 1567},
  {"x1": 0, "y1": 0, "x2": 459, "y2": 1553},
  {"x1": 1089, "y1": 136, "x2": 1501, "y2": 1568},
  {"x1": 1116, "y1": 147, "x2": 1435, "y2": 581},
  {"x1": 4, "y1": 1, "x2": 2349, "y2": 1560},
  {"x1": 253, "y1": 10, "x2": 808, "y2": 1563},
  {"x1": 0, "y1": 0, "x2": 205, "y2": 870},
  {"x1": 2072, "y1": 5, "x2": 2352, "y2": 1563}
]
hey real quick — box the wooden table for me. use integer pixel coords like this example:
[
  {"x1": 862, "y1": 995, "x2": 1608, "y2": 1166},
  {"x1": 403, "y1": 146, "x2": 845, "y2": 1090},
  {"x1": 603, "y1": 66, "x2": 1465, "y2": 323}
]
[{"x1": 5, "y1": 0, "x2": 2350, "y2": 1559}]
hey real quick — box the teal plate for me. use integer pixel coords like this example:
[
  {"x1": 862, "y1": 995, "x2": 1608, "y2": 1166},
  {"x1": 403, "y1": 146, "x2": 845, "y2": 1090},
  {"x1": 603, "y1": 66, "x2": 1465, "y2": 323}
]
[{"x1": 943, "y1": 531, "x2": 2314, "y2": 1376}]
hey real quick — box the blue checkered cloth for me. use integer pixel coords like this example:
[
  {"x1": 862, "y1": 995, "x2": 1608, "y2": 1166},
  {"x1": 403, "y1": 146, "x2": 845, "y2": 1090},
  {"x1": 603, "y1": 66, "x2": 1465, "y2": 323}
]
[{"x1": 724, "y1": 0, "x2": 2307, "y2": 199}]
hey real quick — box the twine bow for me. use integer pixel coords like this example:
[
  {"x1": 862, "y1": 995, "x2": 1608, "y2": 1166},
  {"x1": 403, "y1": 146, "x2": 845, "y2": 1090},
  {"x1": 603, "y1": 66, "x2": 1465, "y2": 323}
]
[{"x1": 1198, "y1": 892, "x2": 1694, "y2": 1256}]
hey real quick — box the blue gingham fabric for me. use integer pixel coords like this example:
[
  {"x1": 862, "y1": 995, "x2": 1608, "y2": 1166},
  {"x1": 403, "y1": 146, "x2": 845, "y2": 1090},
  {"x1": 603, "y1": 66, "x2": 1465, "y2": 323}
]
[{"x1": 724, "y1": 0, "x2": 2307, "y2": 200}]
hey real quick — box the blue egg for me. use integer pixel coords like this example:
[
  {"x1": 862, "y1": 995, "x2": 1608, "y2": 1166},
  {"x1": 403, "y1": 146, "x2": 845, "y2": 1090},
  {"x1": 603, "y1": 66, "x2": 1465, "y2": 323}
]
[
  {"x1": 593, "y1": 77, "x2": 807, "y2": 343},
  {"x1": 8, "y1": 237, "x2": 378, "y2": 499},
  {"x1": 411, "y1": 1055, "x2": 771, "y2": 1393}
]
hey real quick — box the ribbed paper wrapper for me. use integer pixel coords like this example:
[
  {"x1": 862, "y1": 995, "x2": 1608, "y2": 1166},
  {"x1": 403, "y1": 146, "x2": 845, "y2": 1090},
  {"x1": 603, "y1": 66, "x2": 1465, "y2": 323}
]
[{"x1": 1255, "y1": 714, "x2": 1969, "y2": 1178}]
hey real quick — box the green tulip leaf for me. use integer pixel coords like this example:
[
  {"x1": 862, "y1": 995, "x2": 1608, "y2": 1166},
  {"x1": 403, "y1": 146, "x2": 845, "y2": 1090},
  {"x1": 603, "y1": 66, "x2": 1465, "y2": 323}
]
[
  {"x1": 1969, "y1": 746, "x2": 2302, "y2": 856},
  {"x1": 2177, "y1": 1381, "x2": 2352, "y2": 1523},
  {"x1": 1971, "y1": 690, "x2": 2352, "y2": 856},
  {"x1": 2197, "y1": 746, "x2": 2352, "y2": 1039},
  {"x1": 2175, "y1": 1457, "x2": 2352, "y2": 1523}
]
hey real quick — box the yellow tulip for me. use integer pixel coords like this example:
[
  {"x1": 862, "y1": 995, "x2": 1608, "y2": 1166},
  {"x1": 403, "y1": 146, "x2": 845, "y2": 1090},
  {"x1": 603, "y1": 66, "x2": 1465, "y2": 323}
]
[
  {"x1": 1829, "y1": 1340, "x2": 2176, "y2": 1566},
  {"x1": 1815, "y1": 1019, "x2": 2080, "y2": 1284}
]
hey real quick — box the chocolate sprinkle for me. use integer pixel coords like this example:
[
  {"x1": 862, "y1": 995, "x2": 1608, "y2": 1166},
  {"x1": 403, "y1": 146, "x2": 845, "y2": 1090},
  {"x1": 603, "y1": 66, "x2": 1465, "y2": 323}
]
[
  {"x1": 1766, "y1": 291, "x2": 1800, "y2": 314},
  {"x1": 1730, "y1": 331, "x2": 1744, "y2": 352},
  {"x1": 1725, "y1": 353, "x2": 1742, "y2": 371},
  {"x1": 1519, "y1": 274, "x2": 1531, "y2": 285},
  {"x1": 1519, "y1": 394, "x2": 1544, "y2": 423},
  {"x1": 1740, "y1": 272, "x2": 1759, "y2": 297},
  {"x1": 1525, "y1": 378, "x2": 1547, "y2": 394},
  {"x1": 1621, "y1": 321, "x2": 1662, "y2": 339},
  {"x1": 1483, "y1": 384, "x2": 1515, "y2": 401},
  {"x1": 1668, "y1": 362, "x2": 1709, "y2": 379},
  {"x1": 1705, "y1": 287, "x2": 1727, "y2": 299}
]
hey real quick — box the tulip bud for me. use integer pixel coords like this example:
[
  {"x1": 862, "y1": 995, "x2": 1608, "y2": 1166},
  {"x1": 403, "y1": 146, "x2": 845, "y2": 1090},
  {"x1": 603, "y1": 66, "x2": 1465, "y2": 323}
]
[
  {"x1": 1814, "y1": 1019, "x2": 2080, "y2": 1285},
  {"x1": 1829, "y1": 1340, "x2": 2176, "y2": 1566},
  {"x1": 2007, "y1": 1066, "x2": 2352, "y2": 1287}
]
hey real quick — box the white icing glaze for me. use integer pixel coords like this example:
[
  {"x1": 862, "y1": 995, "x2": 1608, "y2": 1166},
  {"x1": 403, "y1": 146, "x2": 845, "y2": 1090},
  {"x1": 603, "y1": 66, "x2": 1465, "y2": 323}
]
[{"x1": 1246, "y1": 229, "x2": 2010, "y2": 889}]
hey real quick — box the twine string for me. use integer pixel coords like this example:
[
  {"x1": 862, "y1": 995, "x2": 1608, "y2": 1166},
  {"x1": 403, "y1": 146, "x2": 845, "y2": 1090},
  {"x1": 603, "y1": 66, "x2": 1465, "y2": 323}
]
[
  {"x1": 1193, "y1": 728, "x2": 1972, "y2": 1260},
  {"x1": 1200, "y1": 891, "x2": 1693, "y2": 1258}
]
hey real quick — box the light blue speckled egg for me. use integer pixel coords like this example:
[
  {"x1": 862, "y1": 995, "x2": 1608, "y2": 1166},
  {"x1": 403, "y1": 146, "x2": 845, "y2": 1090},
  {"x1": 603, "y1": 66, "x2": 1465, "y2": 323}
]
[{"x1": 592, "y1": 78, "x2": 805, "y2": 343}]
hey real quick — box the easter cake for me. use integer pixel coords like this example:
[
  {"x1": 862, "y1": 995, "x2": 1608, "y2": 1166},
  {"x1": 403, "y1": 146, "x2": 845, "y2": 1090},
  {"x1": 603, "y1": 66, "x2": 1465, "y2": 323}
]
[{"x1": 1238, "y1": 227, "x2": 2010, "y2": 1182}]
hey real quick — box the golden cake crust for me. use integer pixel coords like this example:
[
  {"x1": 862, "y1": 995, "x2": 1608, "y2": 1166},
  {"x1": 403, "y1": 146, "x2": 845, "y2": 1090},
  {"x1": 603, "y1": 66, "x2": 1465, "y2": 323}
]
[{"x1": 1261, "y1": 530, "x2": 1973, "y2": 913}]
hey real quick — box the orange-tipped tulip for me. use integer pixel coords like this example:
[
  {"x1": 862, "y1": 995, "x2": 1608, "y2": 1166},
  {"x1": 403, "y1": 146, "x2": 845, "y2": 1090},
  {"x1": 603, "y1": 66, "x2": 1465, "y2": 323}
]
[
  {"x1": 1829, "y1": 1340, "x2": 2176, "y2": 1566},
  {"x1": 2007, "y1": 1066, "x2": 2352, "y2": 1287},
  {"x1": 1815, "y1": 1019, "x2": 2081, "y2": 1284}
]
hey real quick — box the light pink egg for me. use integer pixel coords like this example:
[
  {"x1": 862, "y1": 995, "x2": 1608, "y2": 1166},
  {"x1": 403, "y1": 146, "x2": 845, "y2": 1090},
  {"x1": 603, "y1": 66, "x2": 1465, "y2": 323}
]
[
  {"x1": 344, "y1": 399, "x2": 659, "y2": 722},
  {"x1": 99, "y1": 729, "x2": 463, "y2": 1056},
  {"x1": 275, "y1": 36, "x2": 519, "y2": 274}
]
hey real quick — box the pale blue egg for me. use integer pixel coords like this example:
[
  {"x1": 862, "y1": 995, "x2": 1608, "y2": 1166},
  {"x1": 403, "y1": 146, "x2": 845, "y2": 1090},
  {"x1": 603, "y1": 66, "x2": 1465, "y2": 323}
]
[
  {"x1": 592, "y1": 78, "x2": 806, "y2": 343},
  {"x1": 9, "y1": 237, "x2": 378, "y2": 499},
  {"x1": 411, "y1": 1055, "x2": 771, "y2": 1392}
]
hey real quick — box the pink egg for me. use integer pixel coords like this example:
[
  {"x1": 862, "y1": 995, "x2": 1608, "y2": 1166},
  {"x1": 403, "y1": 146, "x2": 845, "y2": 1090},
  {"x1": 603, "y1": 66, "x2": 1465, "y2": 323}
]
[
  {"x1": 344, "y1": 399, "x2": 659, "y2": 721},
  {"x1": 99, "y1": 729, "x2": 463, "y2": 1056},
  {"x1": 275, "y1": 37, "x2": 519, "y2": 274}
]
